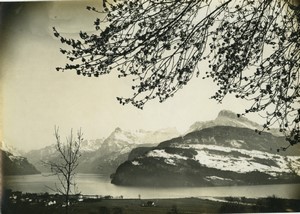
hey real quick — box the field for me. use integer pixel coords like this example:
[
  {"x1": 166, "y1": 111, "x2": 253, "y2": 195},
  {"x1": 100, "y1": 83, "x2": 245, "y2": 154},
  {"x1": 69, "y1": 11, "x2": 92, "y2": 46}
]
[{"x1": 3, "y1": 195, "x2": 300, "y2": 214}]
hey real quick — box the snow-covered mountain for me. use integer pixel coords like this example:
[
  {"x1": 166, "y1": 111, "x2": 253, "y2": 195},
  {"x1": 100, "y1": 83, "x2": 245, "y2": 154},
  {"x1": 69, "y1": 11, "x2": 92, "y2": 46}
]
[
  {"x1": 25, "y1": 127, "x2": 180, "y2": 174},
  {"x1": 77, "y1": 127, "x2": 180, "y2": 174},
  {"x1": 1, "y1": 141, "x2": 40, "y2": 175},
  {"x1": 25, "y1": 138, "x2": 105, "y2": 173},
  {"x1": 80, "y1": 138, "x2": 105, "y2": 152},
  {"x1": 100, "y1": 127, "x2": 179, "y2": 154},
  {"x1": 0, "y1": 141, "x2": 23, "y2": 156},
  {"x1": 111, "y1": 126, "x2": 300, "y2": 187}
]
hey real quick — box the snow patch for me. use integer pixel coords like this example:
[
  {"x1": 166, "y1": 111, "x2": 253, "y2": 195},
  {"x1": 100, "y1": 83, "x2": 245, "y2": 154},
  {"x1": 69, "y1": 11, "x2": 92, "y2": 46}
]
[
  {"x1": 174, "y1": 144, "x2": 297, "y2": 176},
  {"x1": 0, "y1": 141, "x2": 22, "y2": 156},
  {"x1": 227, "y1": 140, "x2": 244, "y2": 148},
  {"x1": 164, "y1": 159, "x2": 176, "y2": 166},
  {"x1": 147, "y1": 149, "x2": 187, "y2": 160},
  {"x1": 132, "y1": 161, "x2": 142, "y2": 166},
  {"x1": 146, "y1": 149, "x2": 187, "y2": 166},
  {"x1": 205, "y1": 176, "x2": 233, "y2": 181},
  {"x1": 9, "y1": 155, "x2": 24, "y2": 162}
]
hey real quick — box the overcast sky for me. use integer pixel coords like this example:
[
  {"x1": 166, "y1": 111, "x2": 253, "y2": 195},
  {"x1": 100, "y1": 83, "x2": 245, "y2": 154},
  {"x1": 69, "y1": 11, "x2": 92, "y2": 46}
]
[{"x1": 1, "y1": 1, "x2": 267, "y2": 152}]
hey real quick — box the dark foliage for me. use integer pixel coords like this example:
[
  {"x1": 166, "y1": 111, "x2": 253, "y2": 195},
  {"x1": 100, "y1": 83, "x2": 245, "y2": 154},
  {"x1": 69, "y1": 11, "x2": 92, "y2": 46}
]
[
  {"x1": 54, "y1": 0, "x2": 300, "y2": 146},
  {"x1": 99, "y1": 206, "x2": 110, "y2": 214},
  {"x1": 219, "y1": 202, "x2": 246, "y2": 213},
  {"x1": 164, "y1": 147, "x2": 197, "y2": 158},
  {"x1": 168, "y1": 205, "x2": 179, "y2": 214},
  {"x1": 127, "y1": 146, "x2": 154, "y2": 161}
]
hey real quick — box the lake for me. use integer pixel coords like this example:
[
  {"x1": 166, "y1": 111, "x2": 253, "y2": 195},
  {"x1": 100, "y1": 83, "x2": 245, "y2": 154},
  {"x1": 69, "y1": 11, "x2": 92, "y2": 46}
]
[{"x1": 3, "y1": 174, "x2": 300, "y2": 199}]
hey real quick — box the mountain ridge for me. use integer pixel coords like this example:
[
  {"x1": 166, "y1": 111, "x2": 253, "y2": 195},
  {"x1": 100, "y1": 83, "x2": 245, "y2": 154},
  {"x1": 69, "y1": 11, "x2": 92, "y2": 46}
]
[
  {"x1": 111, "y1": 125, "x2": 300, "y2": 187},
  {"x1": 25, "y1": 127, "x2": 180, "y2": 174},
  {"x1": 1, "y1": 141, "x2": 40, "y2": 176},
  {"x1": 0, "y1": 141, "x2": 23, "y2": 156},
  {"x1": 187, "y1": 110, "x2": 281, "y2": 136}
]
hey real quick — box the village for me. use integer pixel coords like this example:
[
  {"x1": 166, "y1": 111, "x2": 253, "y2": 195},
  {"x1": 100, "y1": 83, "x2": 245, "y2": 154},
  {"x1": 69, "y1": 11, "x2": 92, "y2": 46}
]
[
  {"x1": 2, "y1": 188, "x2": 300, "y2": 214},
  {"x1": 2, "y1": 189, "x2": 161, "y2": 214},
  {"x1": 3, "y1": 189, "x2": 127, "y2": 206}
]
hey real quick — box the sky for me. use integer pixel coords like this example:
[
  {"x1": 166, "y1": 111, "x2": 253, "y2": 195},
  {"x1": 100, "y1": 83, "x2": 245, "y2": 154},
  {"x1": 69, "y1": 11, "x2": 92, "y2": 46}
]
[{"x1": 1, "y1": 1, "x2": 268, "y2": 152}]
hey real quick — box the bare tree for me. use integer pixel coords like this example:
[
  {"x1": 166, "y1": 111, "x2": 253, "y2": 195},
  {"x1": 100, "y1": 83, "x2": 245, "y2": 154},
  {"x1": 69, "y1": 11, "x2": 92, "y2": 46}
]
[
  {"x1": 53, "y1": 0, "x2": 300, "y2": 146},
  {"x1": 44, "y1": 127, "x2": 83, "y2": 214}
]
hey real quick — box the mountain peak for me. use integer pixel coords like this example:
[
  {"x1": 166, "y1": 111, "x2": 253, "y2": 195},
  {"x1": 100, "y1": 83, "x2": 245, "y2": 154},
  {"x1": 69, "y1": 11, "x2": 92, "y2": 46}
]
[
  {"x1": 187, "y1": 110, "x2": 262, "y2": 134},
  {"x1": 114, "y1": 127, "x2": 122, "y2": 132},
  {"x1": 216, "y1": 110, "x2": 261, "y2": 128},
  {"x1": 217, "y1": 110, "x2": 239, "y2": 119}
]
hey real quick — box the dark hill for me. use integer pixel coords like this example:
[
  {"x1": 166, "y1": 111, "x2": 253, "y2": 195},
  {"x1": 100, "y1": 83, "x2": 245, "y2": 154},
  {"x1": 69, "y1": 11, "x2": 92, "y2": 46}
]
[
  {"x1": 111, "y1": 126, "x2": 300, "y2": 187},
  {"x1": 2, "y1": 150, "x2": 40, "y2": 175}
]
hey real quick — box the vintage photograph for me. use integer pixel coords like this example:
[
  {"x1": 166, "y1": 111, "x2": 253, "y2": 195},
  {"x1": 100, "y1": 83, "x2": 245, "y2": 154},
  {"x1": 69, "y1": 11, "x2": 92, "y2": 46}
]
[{"x1": 1, "y1": 0, "x2": 300, "y2": 213}]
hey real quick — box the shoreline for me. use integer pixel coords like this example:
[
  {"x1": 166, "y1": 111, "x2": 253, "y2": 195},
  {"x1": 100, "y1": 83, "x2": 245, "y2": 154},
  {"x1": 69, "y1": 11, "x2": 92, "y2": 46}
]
[
  {"x1": 3, "y1": 192, "x2": 300, "y2": 214},
  {"x1": 4, "y1": 181, "x2": 300, "y2": 200}
]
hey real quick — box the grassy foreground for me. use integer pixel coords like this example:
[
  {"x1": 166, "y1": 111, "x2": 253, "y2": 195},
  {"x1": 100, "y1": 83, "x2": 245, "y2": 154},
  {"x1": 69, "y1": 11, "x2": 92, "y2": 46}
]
[{"x1": 3, "y1": 196, "x2": 300, "y2": 214}]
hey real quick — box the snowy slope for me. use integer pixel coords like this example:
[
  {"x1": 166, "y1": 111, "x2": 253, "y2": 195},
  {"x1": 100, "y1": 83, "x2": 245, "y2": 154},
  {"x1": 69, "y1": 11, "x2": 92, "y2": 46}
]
[
  {"x1": 145, "y1": 144, "x2": 300, "y2": 176},
  {"x1": 0, "y1": 141, "x2": 23, "y2": 156},
  {"x1": 80, "y1": 138, "x2": 105, "y2": 152},
  {"x1": 99, "y1": 127, "x2": 180, "y2": 154},
  {"x1": 111, "y1": 126, "x2": 300, "y2": 187},
  {"x1": 1, "y1": 142, "x2": 40, "y2": 175}
]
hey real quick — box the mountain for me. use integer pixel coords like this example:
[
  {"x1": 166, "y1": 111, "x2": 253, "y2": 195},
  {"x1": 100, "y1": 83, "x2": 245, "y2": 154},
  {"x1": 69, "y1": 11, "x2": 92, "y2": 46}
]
[
  {"x1": 1, "y1": 142, "x2": 40, "y2": 175},
  {"x1": 80, "y1": 138, "x2": 106, "y2": 152},
  {"x1": 77, "y1": 127, "x2": 180, "y2": 174},
  {"x1": 0, "y1": 141, "x2": 23, "y2": 156},
  {"x1": 25, "y1": 127, "x2": 180, "y2": 174},
  {"x1": 99, "y1": 127, "x2": 179, "y2": 154},
  {"x1": 187, "y1": 110, "x2": 281, "y2": 136},
  {"x1": 160, "y1": 126, "x2": 299, "y2": 156},
  {"x1": 25, "y1": 138, "x2": 105, "y2": 173},
  {"x1": 111, "y1": 126, "x2": 300, "y2": 187}
]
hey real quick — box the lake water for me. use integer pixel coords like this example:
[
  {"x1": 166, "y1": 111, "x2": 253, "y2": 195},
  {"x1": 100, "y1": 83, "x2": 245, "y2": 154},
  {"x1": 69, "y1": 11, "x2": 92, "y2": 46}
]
[{"x1": 3, "y1": 174, "x2": 300, "y2": 199}]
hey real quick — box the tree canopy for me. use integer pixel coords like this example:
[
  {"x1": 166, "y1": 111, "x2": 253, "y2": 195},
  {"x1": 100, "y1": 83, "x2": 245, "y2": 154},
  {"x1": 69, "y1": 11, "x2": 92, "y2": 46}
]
[{"x1": 54, "y1": 0, "x2": 300, "y2": 146}]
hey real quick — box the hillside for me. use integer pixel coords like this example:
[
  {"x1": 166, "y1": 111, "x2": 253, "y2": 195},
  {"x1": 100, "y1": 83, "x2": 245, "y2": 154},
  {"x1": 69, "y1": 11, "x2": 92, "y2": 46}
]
[
  {"x1": 111, "y1": 126, "x2": 300, "y2": 186},
  {"x1": 1, "y1": 141, "x2": 40, "y2": 175},
  {"x1": 160, "y1": 126, "x2": 299, "y2": 156},
  {"x1": 128, "y1": 147, "x2": 155, "y2": 161},
  {"x1": 2, "y1": 150, "x2": 40, "y2": 175}
]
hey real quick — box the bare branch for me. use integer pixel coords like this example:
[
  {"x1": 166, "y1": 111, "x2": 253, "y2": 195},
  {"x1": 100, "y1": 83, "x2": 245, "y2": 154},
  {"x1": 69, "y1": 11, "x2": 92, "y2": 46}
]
[
  {"x1": 44, "y1": 127, "x2": 83, "y2": 214},
  {"x1": 54, "y1": 0, "x2": 299, "y2": 146}
]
